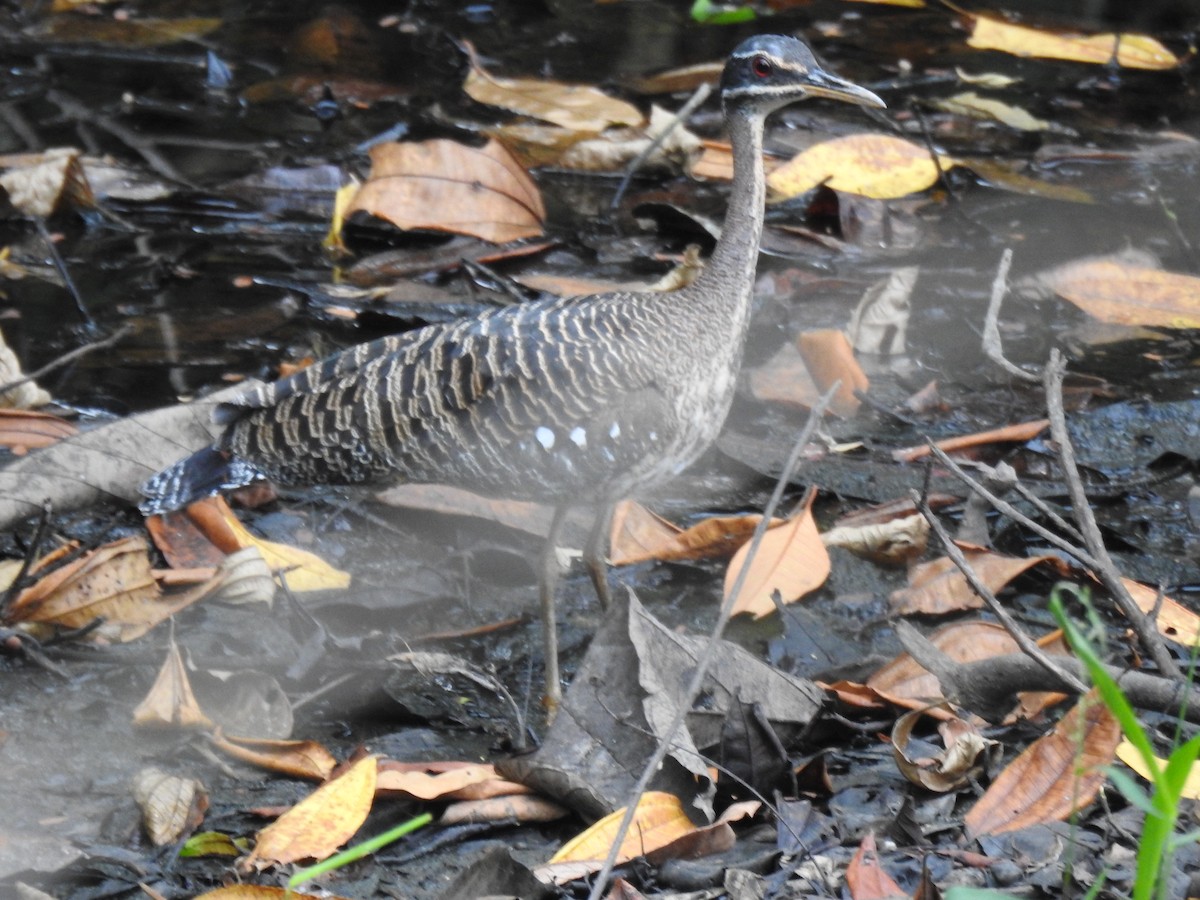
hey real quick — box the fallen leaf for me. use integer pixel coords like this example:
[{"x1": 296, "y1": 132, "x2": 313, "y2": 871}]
[
  {"x1": 0, "y1": 147, "x2": 94, "y2": 218},
  {"x1": 132, "y1": 767, "x2": 207, "y2": 846},
  {"x1": 0, "y1": 409, "x2": 77, "y2": 452},
  {"x1": 463, "y1": 41, "x2": 642, "y2": 131},
  {"x1": 889, "y1": 549, "x2": 1070, "y2": 616},
  {"x1": 935, "y1": 92, "x2": 1050, "y2": 131},
  {"x1": 132, "y1": 638, "x2": 214, "y2": 730},
  {"x1": 747, "y1": 341, "x2": 822, "y2": 410},
  {"x1": 244, "y1": 755, "x2": 377, "y2": 869},
  {"x1": 1052, "y1": 261, "x2": 1200, "y2": 329},
  {"x1": 892, "y1": 706, "x2": 995, "y2": 792},
  {"x1": 847, "y1": 266, "x2": 918, "y2": 356},
  {"x1": 967, "y1": 14, "x2": 1179, "y2": 70},
  {"x1": 768, "y1": 134, "x2": 952, "y2": 200},
  {"x1": 822, "y1": 513, "x2": 929, "y2": 566},
  {"x1": 964, "y1": 690, "x2": 1119, "y2": 838},
  {"x1": 1120, "y1": 578, "x2": 1200, "y2": 646},
  {"x1": 1116, "y1": 739, "x2": 1200, "y2": 800},
  {"x1": 32, "y1": 16, "x2": 222, "y2": 48},
  {"x1": 441, "y1": 794, "x2": 569, "y2": 825},
  {"x1": 210, "y1": 732, "x2": 337, "y2": 781},
  {"x1": 193, "y1": 887, "x2": 331, "y2": 900},
  {"x1": 845, "y1": 831, "x2": 906, "y2": 899},
  {"x1": 376, "y1": 761, "x2": 530, "y2": 801},
  {"x1": 795, "y1": 329, "x2": 869, "y2": 417},
  {"x1": 345, "y1": 139, "x2": 545, "y2": 244},
  {"x1": 724, "y1": 494, "x2": 830, "y2": 618},
  {"x1": 548, "y1": 791, "x2": 695, "y2": 868},
  {"x1": 610, "y1": 500, "x2": 768, "y2": 566}
]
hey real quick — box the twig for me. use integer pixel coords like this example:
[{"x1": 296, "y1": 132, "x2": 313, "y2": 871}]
[
  {"x1": 610, "y1": 82, "x2": 712, "y2": 212},
  {"x1": 584, "y1": 385, "x2": 836, "y2": 900},
  {"x1": 910, "y1": 488, "x2": 1089, "y2": 694},
  {"x1": 1044, "y1": 350, "x2": 1182, "y2": 681},
  {"x1": 34, "y1": 218, "x2": 95, "y2": 330},
  {"x1": 0, "y1": 324, "x2": 131, "y2": 399},
  {"x1": 981, "y1": 248, "x2": 1039, "y2": 382}
]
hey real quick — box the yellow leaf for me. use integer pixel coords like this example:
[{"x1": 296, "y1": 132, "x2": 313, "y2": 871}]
[
  {"x1": 1116, "y1": 740, "x2": 1200, "y2": 800},
  {"x1": 549, "y1": 791, "x2": 694, "y2": 864},
  {"x1": 968, "y1": 15, "x2": 1179, "y2": 71},
  {"x1": 220, "y1": 512, "x2": 351, "y2": 592},
  {"x1": 936, "y1": 92, "x2": 1050, "y2": 131},
  {"x1": 1053, "y1": 261, "x2": 1200, "y2": 329},
  {"x1": 724, "y1": 495, "x2": 831, "y2": 618},
  {"x1": 247, "y1": 756, "x2": 377, "y2": 869},
  {"x1": 768, "y1": 134, "x2": 952, "y2": 200}
]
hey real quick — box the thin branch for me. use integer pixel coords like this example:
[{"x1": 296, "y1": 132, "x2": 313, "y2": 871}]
[
  {"x1": 610, "y1": 82, "x2": 712, "y2": 212},
  {"x1": 584, "y1": 384, "x2": 836, "y2": 900},
  {"x1": 981, "y1": 248, "x2": 1039, "y2": 382},
  {"x1": 911, "y1": 489, "x2": 1089, "y2": 694},
  {"x1": 1044, "y1": 350, "x2": 1182, "y2": 680},
  {"x1": 0, "y1": 324, "x2": 131, "y2": 399}
]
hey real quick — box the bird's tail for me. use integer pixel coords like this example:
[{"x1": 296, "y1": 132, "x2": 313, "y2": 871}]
[{"x1": 139, "y1": 446, "x2": 264, "y2": 515}]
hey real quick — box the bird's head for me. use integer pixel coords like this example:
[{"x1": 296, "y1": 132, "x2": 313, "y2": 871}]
[{"x1": 720, "y1": 34, "x2": 884, "y2": 116}]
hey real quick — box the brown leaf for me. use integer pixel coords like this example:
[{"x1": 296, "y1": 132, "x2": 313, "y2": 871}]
[
  {"x1": 610, "y1": 500, "x2": 768, "y2": 566},
  {"x1": 724, "y1": 494, "x2": 830, "y2": 618},
  {"x1": 193, "y1": 887, "x2": 332, "y2": 900},
  {"x1": 845, "y1": 831, "x2": 907, "y2": 900},
  {"x1": 375, "y1": 761, "x2": 529, "y2": 801},
  {"x1": 5, "y1": 535, "x2": 202, "y2": 642},
  {"x1": 889, "y1": 549, "x2": 1070, "y2": 616},
  {"x1": 345, "y1": 139, "x2": 545, "y2": 244},
  {"x1": 891, "y1": 706, "x2": 994, "y2": 792},
  {"x1": 210, "y1": 732, "x2": 337, "y2": 781},
  {"x1": 967, "y1": 14, "x2": 1179, "y2": 70},
  {"x1": 891, "y1": 418, "x2": 1049, "y2": 462},
  {"x1": 463, "y1": 41, "x2": 642, "y2": 132},
  {"x1": 440, "y1": 794, "x2": 569, "y2": 825},
  {"x1": 377, "y1": 482, "x2": 557, "y2": 537},
  {"x1": 768, "y1": 134, "x2": 951, "y2": 200},
  {"x1": 244, "y1": 755, "x2": 377, "y2": 869},
  {"x1": 821, "y1": 513, "x2": 929, "y2": 566},
  {"x1": 31, "y1": 17, "x2": 222, "y2": 48},
  {"x1": 132, "y1": 638, "x2": 213, "y2": 730},
  {"x1": 1121, "y1": 577, "x2": 1200, "y2": 646},
  {"x1": 964, "y1": 690, "x2": 1120, "y2": 838},
  {"x1": 747, "y1": 341, "x2": 822, "y2": 410},
  {"x1": 1052, "y1": 261, "x2": 1200, "y2": 329},
  {"x1": 795, "y1": 329, "x2": 869, "y2": 418}
]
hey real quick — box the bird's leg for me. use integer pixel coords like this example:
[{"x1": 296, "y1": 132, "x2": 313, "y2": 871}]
[
  {"x1": 583, "y1": 501, "x2": 616, "y2": 611},
  {"x1": 539, "y1": 504, "x2": 570, "y2": 715}
]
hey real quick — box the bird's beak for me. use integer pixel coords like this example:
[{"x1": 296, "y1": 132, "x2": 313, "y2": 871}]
[{"x1": 804, "y1": 70, "x2": 886, "y2": 109}]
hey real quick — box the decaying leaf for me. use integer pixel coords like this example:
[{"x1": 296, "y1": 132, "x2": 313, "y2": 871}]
[
  {"x1": 0, "y1": 147, "x2": 95, "y2": 217},
  {"x1": 133, "y1": 638, "x2": 214, "y2": 730},
  {"x1": 0, "y1": 325, "x2": 51, "y2": 409},
  {"x1": 31, "y1": 16, "x2": 222, "y2": 48},
  {"x1": 0, "y1": 410, "x2": 76, "y2": 452},
  {"x1": 964, "y1": 690, "x2": 1120, "y2": 838},
  {"x1": 845, "y1": 831, "x2": 905, "y2": 898},
  {"x1": 131, "y1": 767, "x2": 208, "y2": 846},
  {"x1": 193, "y1": 886, "x2": 330, "y2": 900},
  {"x1": 891, "y1": 418, "x2": 1049, "y2": 462},
  {"x1": 441, "y1": 794, "x2": 569, "y2": 826},
  {"x1": 463, "y1": 40, "x2": 642, "y2": 132},
  {"x1": 376, "y1": 761, "x2": 531, "y2": 801},
  {"x1": 967, "y1": 14, "x2": 1180, "y2": 70},
  {"x1": 1118, "y1": 578, "x2": 1200, "y2": 646},
  {"x1": 891, "y1": 706, "x2": 996, "y2": 792},
  {"x1": 821, "y1": 512, "x2": 928, "y2": 566},
  {"x1": 768, "y1": 134, "x2": 953, "y2": 200},
  {"x1": 1052, "y1": 260, "x2": 1200, "y2": 329},
  {"x1": 1116, "y1": 739, "x2": 1200, "y2": 800},
  {"x1": 724, "y1": 494, "x2": 830, "y2": 618},
  {"x1": 344, "y1": 139, "x2": 545, "y2": 244},
  {"x1": 847, "y1": 266, "x2": 918, "y2": 355},
  {"x1": 747, "y1": 341, "x2": 822, "y2": 411},
  {"x1": 244, "y1": 755, "x2": 377, "y2": 869}
]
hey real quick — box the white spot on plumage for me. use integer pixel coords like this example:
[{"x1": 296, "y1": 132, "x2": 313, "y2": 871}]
[
  {"x1": 535, "y1": 426, "x2": 555, "y2": 450},
  {"x1": 609, "y1": 422, "x2": 620, "y2": 440},
  {"x1": 569, "y1": 426, "x2": 587, "y2": 448}
]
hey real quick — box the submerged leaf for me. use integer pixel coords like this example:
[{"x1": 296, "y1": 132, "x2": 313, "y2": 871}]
[{"x1": 967, "y1": 14, "x2": 1179, "y2": 70}]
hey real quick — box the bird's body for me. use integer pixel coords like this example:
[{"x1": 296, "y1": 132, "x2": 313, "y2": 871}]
[{"x1": 142, "y1": 35, "x2": 883, "y2": 710}]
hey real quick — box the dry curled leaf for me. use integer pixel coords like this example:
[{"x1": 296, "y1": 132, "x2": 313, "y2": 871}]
[
  {"x1": 132, "y1": 767, "x2": 207, "y2": 846},
  {"x1": 133, "y1": 638, "x2": 214, "y2": 730},
  {"x1": 210, "y1": 732, "x2": 337, "y2": 781},
  {"x1": 795, "y1": 329, "x2": 868, "y2": 418},
  {"x1": 892, "y1": 706, "x2": 995, "y2": 792}
]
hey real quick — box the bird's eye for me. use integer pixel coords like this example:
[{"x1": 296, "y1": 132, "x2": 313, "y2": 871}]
[{"x1": 751, "y1": 55, "x2": 772, "y2": 78}]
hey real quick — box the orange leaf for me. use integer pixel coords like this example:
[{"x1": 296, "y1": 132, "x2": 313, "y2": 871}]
[
  {"x1": 0, "y1": 409, "x2": 77, "y2": 451},
  {"x1": 245, "y1": 755, "x2": 377, "y2": 869},
  {"x1": 845, "y1": 831, "x2": 906, "y2": 900},
  {"x1": 965, "y1": 690, "x2": 1119, "y2": 838},
  {"x1": 194, "y1": 887, "x2": 330, "y2": 900},
  {"x1": 795, "y1": 329, "x2": 868, "y2": 418},
  {"x1": 1119, "y1": 578, "x2": 1200, "y2": 646},
  {"x1": 968, "y1": 14, "x2": 1179, "y2": 70},
  {"x1": 346, "y1": 139, "x2": 545, "y2": 244},
  {"x1": 1052, "y1": 261, "x2": 1200, "y2": 329},
  {"x1": 724, "y1": 494, "x2": 830, "y2": 618},
  {"x1": 210, "y1": 733, "x2": 337, "y2": 781},
  {"x1": 375, "y1": 762, "x2": 526, "y2": 801},
  {"x1": 891, "y1": 419, "x2": 1049, "y2": 462},
  {"x1": 889, "y1": 549, "x2": 1069, "y2": 615},
  {"x1": 747, "y1": 341, "x2": 822, "y2": 411},
  {"x1": 610, "y1": 500, "x2": 769, "y2": 566},
  {"x1": 132, "y1": 638, "x2": 214, "y2": 730},
  {"x1": 549, "y1": 791, "x2": 694, "y2": 866}
]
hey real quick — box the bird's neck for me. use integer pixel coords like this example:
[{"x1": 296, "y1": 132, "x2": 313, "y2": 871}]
[{"x1": 689, "y1": 107, "x2": 766, "y2": 321}]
